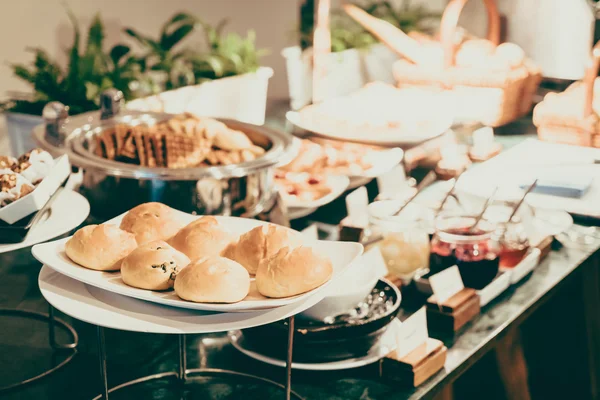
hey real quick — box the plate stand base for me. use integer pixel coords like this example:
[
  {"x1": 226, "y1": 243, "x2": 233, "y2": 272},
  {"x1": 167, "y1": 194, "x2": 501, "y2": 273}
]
[
  {"x1": 92, "y1": 316, "x2": 301, "y2": 400},
  {"x1": 0, "y1": 304, "x2": 79, "y2": 393}
]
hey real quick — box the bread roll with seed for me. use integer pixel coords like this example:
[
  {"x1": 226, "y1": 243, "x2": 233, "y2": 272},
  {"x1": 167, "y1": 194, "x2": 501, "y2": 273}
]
[{"x1": 121, "y1": 240, "x2": 190, "y2": 290}]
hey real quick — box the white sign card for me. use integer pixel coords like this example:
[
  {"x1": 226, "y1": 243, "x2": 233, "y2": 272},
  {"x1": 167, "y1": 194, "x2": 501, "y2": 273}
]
[
  {"x1": 361, "y1": 246, "x2": 389, "y2": 279},
  {"x1": 429, "y1": 265, "x2": 465, "y2": 304},
  {"x1": 395, "y1": 307, "x2": 429, "y2": 359},
  {"x1": 345, "y1": 186, "x2": 369, "y2": 227},
  {"x1": 301, "y1": 224, "x2": 319, "y2": 241},
  {"x1": 376, "y1": 165, "x2": 408, "y2": 198}
]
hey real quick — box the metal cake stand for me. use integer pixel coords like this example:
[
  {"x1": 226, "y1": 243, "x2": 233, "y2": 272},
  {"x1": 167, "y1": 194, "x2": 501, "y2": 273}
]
[
  {"x1": 0, "y1": 305, "x2": 78, "y2": 393},
  {"x1": 0, "y1": 189, "x2": 89, "y2": 393},
  {"x1": 39, "y1": 265, "x2": 333, "y2": 400}
]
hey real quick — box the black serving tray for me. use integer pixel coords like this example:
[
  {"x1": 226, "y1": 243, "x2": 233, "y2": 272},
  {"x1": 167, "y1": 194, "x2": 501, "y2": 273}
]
[{"x1": 241, "y1": 279, "x2": 401, "y2": 363}]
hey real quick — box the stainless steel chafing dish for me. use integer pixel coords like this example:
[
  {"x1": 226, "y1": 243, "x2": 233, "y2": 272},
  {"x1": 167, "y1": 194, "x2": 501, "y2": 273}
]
[{"x1": 33, "y1": 90, "x2": 297, "y2": 222}]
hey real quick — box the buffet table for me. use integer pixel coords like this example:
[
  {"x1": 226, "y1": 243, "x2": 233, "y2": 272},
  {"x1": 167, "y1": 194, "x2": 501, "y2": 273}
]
[{"x1": 1, "y1": 108, "x2": 599, "y2": 400}]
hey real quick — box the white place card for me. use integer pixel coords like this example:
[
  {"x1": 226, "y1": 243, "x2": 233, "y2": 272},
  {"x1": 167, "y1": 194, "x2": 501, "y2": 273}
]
[
  {"x1": 472, "y1": 126, "x2": 495, "y2": 151},
  {"x1": 345, "y1": 187, "x2": 369, "y2": 227},
  {"x1": 376, "y1": 165, "x2": 408, "y2": 198},
  {"x1": 361, "y1": 246, "x2": 388, "y2": 279},
  {"x1": 429, "y1": 266, "x2": 465, "y2": 304},
  {"x1": 301, "y1": 224, "x2": 319, "y2": 241},
  {"x1": 395, "y1": 307, "x2": 429, "y2": 358}
]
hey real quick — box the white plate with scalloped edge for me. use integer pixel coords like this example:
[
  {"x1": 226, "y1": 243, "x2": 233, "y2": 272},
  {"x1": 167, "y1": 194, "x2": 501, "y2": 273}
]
[{"x1": 32, "y1": 210, "x2": 363, "y2": 313}]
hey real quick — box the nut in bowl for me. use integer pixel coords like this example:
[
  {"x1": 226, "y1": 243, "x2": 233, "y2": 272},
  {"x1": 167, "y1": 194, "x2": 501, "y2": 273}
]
[{"x1": 32, "y1": 202, "x2": 364, "y2": 312}]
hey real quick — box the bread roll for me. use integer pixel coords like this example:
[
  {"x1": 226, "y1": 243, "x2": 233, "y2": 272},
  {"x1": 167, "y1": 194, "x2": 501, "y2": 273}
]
[
  {"x1": 256, "y1": 246, "x2": 333, "y2": 298},
  {"x1": 120, "y1": 202, "x2": 185, "y2": 245},
  {"x1": 121, "y1": 240, "x2": 190, "y2": 290},
  {"x1": 65, "y1": 224, "x2": 137, "y2": 271},
  {"x1": 168, "y1": 216, "x2": 234, "y2": 260},
  {"x1": 174, "y1": 256, "x2": 250, "y2": 303},
  {"x1": 226, "y1": 224, "x2": 302, "y2": 275}
]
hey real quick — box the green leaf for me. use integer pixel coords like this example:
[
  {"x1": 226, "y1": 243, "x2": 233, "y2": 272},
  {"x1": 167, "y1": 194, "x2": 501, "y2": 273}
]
[
  {"x1": 110, "y1": 44, "x2": 130, "y2": 66},
  {"x1": 86, "y1": 13, "x2": 104, "y2": 52},
  {"x1": 160, "y1": 23, "x2": 194, "y2": 50}
]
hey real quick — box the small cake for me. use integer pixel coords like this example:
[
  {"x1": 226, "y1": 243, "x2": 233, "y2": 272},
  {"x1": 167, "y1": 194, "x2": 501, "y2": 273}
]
[
  {"x1": 13, "y1": 148, "x2": 55, "y2": 184},
  {"x1": 174, "y1": 256, "x2": 250, "y2": 303},
  {"x1": 168, "y1": 216, "x2": 234, "y2": 261},
  {"x1": 0, "y1": 169, "x2": 34, "y2": 206},
  {"x1": 120, "y1": 202, "x2": 186, "y2": 245},
  {"x1": 65, "y1": 224, "x2": 138, "y2": 271},
  {"x1": 255, "y1": 246, "x2": 333, "y2": 298},
  {"x1": 121, "y1": 240, "x2": 190, "y2": 291},
  {"x1": 226, "y1": 224, "x2": 303, "y2": 275}
]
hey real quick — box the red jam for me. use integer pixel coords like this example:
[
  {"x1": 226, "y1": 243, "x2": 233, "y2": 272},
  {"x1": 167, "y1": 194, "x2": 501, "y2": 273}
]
[{"x1": 430, "y1": 226, "x2": 500, "y2": 290}]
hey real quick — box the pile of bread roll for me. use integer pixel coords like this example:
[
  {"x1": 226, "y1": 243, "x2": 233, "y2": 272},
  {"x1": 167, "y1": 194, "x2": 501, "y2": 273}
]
[{"x1": 64, "y1": 202, "x2": 333, "y2": 304}]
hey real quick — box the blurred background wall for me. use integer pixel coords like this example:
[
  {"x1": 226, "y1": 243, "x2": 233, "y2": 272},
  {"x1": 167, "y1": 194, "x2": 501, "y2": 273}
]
[{"x1": 0, "y1": 0, "x2": 593, "y2": 100}]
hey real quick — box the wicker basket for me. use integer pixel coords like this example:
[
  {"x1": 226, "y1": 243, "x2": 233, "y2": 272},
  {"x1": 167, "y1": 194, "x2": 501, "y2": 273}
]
[
  {"x1": 533, "y1": 42, "x2": 600, "y2": 148},
  {"x1": 392, "y1": 0, "x2": 542, "y2": 127}
]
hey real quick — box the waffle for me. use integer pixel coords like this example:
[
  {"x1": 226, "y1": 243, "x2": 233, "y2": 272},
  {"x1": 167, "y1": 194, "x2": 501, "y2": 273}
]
[
  {"x1": 93, "y1": 115, "x2": 266, "y2": 168},
  {"x1": 164, "y1": 133, "x2": 208, "y2": 168},
  {"x1": 95, "y1": 129, "x2": 117, "y2": 160},
  {"x1": 133, "y1": 127, "x2": 147, "y2": 167}
]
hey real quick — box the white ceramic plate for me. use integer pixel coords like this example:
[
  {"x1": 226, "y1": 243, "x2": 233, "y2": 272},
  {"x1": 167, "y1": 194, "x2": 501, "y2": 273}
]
[
  {"x1": 286, "y1": 110, "x2": 451, "y2": 148},
  {"x1": 0, "y1": 155, "x2": 71, "y2": 224},
  {"x1": 0, "y1": 189, "x2": 90, "y2": 254},
  {"x1": 38, "y1": 266, "x2": 332, "y2": 334},
  {"x1": 32, "y1": 211, "x2": 363, "y2": 313},
  {"x1": 228, "y1": 319, "x2": 399, "y2": 371},
  {"x1": 288, "y1": 207, "x2": 318, "y2": 220},
  {"x1": 279, "y1": 175, "x2": 350, "y2": 209}
]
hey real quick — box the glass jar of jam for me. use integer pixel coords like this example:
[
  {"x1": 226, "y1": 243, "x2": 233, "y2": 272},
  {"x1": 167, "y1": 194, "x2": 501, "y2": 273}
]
[
  {"x1": 430, "y1": 215, "x2": 500, "y2": 290},
  {"x1": 368, "y1": 201, "x2": 433, "y2": 281},
  {"x1": 495, "y1": 219, "x2": 530, "y2": 268}
]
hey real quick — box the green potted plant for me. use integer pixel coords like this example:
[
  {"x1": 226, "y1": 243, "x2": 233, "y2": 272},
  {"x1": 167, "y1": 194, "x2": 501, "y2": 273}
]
[
  {"x1": 124, "y1": 13, "x2": 272, "y2": 125},
  {"x1": 283, "y1": 0, "x2": 440, "y2": 110},
  {"x1": 2, "y1": 11, "x2": 140, "y2": 156}
]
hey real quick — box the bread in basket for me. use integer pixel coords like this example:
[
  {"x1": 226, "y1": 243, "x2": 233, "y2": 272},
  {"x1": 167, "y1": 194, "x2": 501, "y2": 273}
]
[
  {"x1": 345, "y1": 0, "x2": 542, "y2": 127},
  {"x1": 533, "y1": 42, "x2": 600, "y2": 148}
]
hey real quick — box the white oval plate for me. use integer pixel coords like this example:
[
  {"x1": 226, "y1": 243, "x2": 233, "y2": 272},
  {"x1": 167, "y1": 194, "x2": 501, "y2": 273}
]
[
  {"x1": 228, "y1": 319, "x2": 399, "y2": 371},
  {"x1": 39, "y1": 266, "x2": 332, "y2": 334},
  {"x1": 32, "y1": 210, "x2": 363, "y2": 313},
  {"x1": 279, "y1": 175, "x2": 350, "y2": 210},
  {"x1": 287, "y1": 110, "x2": 451, "y2": 148},
  {"x1": 0, "y1": 189, "x2": 90, "y2": 254}
]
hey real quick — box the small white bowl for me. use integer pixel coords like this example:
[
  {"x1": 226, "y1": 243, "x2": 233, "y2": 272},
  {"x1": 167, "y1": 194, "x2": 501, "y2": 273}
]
[{"x1": 300, "y1": 255, "x2": 379, "y2": 321}]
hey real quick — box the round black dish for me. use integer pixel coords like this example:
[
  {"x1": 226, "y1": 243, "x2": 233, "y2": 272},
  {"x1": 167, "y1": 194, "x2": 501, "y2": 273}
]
[{"x1": 240, "y1": 279, "x2": 401, "y2": 363}]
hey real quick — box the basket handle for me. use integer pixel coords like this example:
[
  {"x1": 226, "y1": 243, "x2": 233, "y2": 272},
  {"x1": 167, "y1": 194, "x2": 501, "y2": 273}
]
[
  {"x1": 584, "y1": 41, "x2": 600, "y2": 117},
  {"x1": 440, "y1": 0, "x2": 501, "y2": 67}
]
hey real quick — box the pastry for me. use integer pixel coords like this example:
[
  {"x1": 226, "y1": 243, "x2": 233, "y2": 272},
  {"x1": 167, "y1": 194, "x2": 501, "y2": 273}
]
[
  {"x1": 121, "y1": 240, "x2": 190, "y2": 290},
  {"x1": 174, "y1": 256, "x2": 250, "y2": 303},
  {"x1": 65, "y1": 224, "x2": 137, "y2": 271},
  {"x1": 226, "y1": 224, "x2": 302, "y2": 275},
  {"x1": 120, "y1": 202, "x2": 185, "y2": 245},
  {"x1": 168, "y1": 216, "x2": 234, "y2": 261},
  {"x1": 0, "y1": 156, "x2": 17, "y2": 170},
  {"x1": 13, "y1": 149, "x2": 55, "y2": 184},
  {"x1": 256, "y1": 246, "x2": 333, "y2": 298},
  {"x1": 93, "y1": 115, "x2": 267, "y2": 169},
  {"x1": 0, "y1": 169, "x2": 34, "y2": 206}
]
